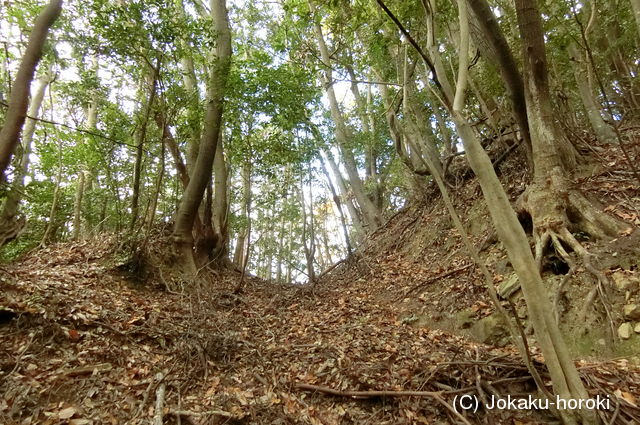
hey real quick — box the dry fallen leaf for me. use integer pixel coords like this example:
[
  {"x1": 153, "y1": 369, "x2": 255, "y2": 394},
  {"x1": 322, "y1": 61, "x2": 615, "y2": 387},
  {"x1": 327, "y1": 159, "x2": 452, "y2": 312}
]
[
  {"x1": 614, "y1": 389, "x2": 638, "y2": 406},
  {"x1": 58, "y1": 406, "x2": 77, "y2": 420}
]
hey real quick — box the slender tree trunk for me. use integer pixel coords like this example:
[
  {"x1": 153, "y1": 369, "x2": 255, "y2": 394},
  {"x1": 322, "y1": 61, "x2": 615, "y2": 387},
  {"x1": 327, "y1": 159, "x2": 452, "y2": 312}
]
[
  {"x1": 0, "y1": 0, "x2": 62, "y2": 181},
  {"x1": 173, "y1": 0, "x2": 232, "y2": 274},
  {"x1": 324, "y1": 149, "x2": 365, "y2": 236},
  {"x1": 145, "y1": 126, "x2": 165, "y2": 232},
  {"x1": 311, "y1": 6, "x2": 382, "y2": 229},
  {"x1": 346, "y1": 64, "x2": 382, "y2": 208},
  {"x1": 567, "y1": 42, "x2": 616, "y2": 144},
  {"x1": 41, "y1": 133, "x2": 64, "y2": 246},
  {"x1": 211, "y1": 132, "x2": 229, "y2": 262},
  {"x1": 465, "y1": 0, "x2": 533, "y2": 165},
  {"x1": 285, "y1": 219, "x2": 293, "y2": 283},
  {"x1": 175, "y1": 0, "x2": 202, "y2": 172},
  {"x1": 0, "y1": 67, "x2": 51, "y2": 246},
  {"x1": 71, "y1": 59, "x2": 100, "y2": 240},
  {"x1": 299, "y1": 171, "x2": 316, "y2": 284},
  {"x1": 71, "y1": 170, "x2": 86, "y2": 241},
  {"x1": 319, "y1": 154, "x2": 353, "y2": 255},
  {"x1": 233, "y1": 159, "x2": 252, "y2": 268},
  {"x1": 130, "y1": 63, "x2": 159, "y2": 231},
  {"x1": 433, "y1": 105, "x2": 454, "y2": 154},
  {"x1": 319, "y1": 219, "x2": 334, "y2": 265},
  {"x1": 275, "y1": 199, "x2": 287, "y2": 282},
  {"x1": 156, "y1": 111, "x2": 190, "y2": 188}
]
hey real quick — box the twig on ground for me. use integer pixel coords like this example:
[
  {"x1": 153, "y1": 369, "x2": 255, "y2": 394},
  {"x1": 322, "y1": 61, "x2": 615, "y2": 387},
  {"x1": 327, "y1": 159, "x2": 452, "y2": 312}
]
[
  {"x1": 296, "y1": 383, "x2": 472, "y2": 425},
  {"x1": 170, "y1": 410, "x2": 234, "y2": 417},
  {"x1": 396, "y1": 263, "x2": 473, "y2": 300},
  {"x1": 296, "y1": 382, "x2": 443, "y2": 398},
  {"x1": 154, "y1": 372, "x2": 167, "y2": 425}
]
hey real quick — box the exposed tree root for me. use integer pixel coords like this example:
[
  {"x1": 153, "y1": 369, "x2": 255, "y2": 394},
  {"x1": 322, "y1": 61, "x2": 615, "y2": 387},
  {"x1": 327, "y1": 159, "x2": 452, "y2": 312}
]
[{"x1": 521, "y1": 178, "x2": 624, "y2": 341}]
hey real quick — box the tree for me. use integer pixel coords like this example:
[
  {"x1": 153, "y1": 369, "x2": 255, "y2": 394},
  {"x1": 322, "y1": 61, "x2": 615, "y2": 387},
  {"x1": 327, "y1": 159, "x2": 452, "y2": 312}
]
[
  {"x1": 173, "y1": 0, "x2": 232, "y2": 274},
  {"x1": 311, "y1": 2, "x2": 383, "y2": 231},
  {"x1": 0, "y1": 65, "x2": 53, "y2": 246},
  {"x1": 0, "y1": 0, "x2": 62, "y2": 181}
]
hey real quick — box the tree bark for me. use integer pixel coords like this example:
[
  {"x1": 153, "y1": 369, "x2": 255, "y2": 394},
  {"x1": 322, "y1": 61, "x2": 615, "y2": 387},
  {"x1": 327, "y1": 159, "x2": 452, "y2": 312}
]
[
  {"x1": 0, "y1": 0, "x2": 62, "y2": 181},
  {"x1": 41, "y1": 130, "x2": 64, "y2": 246},
  {"x1": 345, "y1": 64, "x2": 382, "y2": 209},
  {"x1": 71, "y1": 171, "x2": 86, "y2": 240},
  {"x1": 465, "y1": 0, "x2": 533, "y2": 165},
  {"x1": 145, "y1": 125, "x2": 166, "y2": 232},
  {"x1": 173, "y1": 0, "x2": 232, "y2": 274},
  {"x1": 71, "y1": 59, "x2": 100, "y2": 240},
  {"x1": 155, "y1": 111, "x2": 190, "y2": 188}
]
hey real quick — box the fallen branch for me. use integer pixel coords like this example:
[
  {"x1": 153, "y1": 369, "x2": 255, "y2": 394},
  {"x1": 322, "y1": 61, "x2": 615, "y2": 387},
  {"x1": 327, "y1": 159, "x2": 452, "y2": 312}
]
[
  {"x1": 296, "y1": 383, "x2": 472, "y2": 425},
  {"x1": 296, "y1": 383, "x2": 443, "y2": 399},
  {"x1": 317, "y1": 257, "x2": 349, "y2": 280},
  {"x1": 62, "y1": 363, "x2": 112, "y2": 377},
  {"x1": 170, "y1": 410, "x2": 234, "y2": 418},
  {"x1": 396, "y1": 263, "x2": 473, "y2": 300},
  {"x1": 154, "y1": 372, "x2": 166, "y2": 425}
]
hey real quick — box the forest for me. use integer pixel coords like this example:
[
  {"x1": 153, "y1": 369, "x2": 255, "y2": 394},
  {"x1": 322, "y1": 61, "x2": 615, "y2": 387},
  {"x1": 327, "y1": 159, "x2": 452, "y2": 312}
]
[{"x1": 1, "y1": 0, "x2": 640, "y2": 424}]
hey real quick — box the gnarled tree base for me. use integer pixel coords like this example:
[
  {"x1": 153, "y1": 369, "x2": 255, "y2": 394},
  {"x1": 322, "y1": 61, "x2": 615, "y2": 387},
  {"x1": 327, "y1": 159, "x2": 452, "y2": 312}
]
[{"x1": 518, "y1": 168, "x2": 629, "y2": 337}]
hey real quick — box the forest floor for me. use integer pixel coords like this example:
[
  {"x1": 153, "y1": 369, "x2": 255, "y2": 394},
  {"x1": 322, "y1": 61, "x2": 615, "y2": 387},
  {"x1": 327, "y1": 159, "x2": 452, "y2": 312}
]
[{"x1": 2, "y1": 140, "x2": 640, "y2": 424}]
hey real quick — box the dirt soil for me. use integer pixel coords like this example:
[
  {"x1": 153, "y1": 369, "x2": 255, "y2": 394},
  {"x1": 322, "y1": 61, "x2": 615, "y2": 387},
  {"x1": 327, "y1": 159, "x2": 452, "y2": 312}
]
[{"x1": 1, "y1": 138, "x2": 640, "y2": 424}]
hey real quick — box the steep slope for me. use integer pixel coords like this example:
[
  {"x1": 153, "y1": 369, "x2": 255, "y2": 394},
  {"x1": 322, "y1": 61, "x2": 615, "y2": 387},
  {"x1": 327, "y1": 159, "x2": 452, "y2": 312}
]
[{"x1": 325, "y1": 136, "x2": 640, "y2": 358}]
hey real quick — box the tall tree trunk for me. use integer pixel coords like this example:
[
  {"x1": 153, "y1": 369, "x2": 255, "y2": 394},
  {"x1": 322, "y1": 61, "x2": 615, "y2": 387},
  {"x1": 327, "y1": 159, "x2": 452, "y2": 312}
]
[
  {"x1": 0, "y1": 67, "x2": 51, "y2": 246},
  {"x1": 175, "y1": 0, "x2": 202, "y2": 172},
  {"x1": 173, "y1": 0, "x2": 232, "y2": 274},
  {"x1": 299, "y1": 171, "x2": 316, "y2": 284},
  {"x1": 130, "y1": 62, "x2": 159, "y2": 231},
  {"x1": 145, "y1": 125, "x2": 165, "y2": 232},
  {"x1": 233, "y1": 159, "x2": 252, "y2": 268},
  {"x1": 345, "y1": 64, "x2": 382, "y2": 209},
  {"x1": 323, "y1": 149, "x2": 365, "y2": 239},
  {"x1": 319, "y1": 154, "x2": 353, "y2": 255},
  {"x1": 275, "y1": 198, "x2": 287, "y2": 282},
  {"x1": 466, "y1": 0, "x2": 533, "y2": 165},
  {"x1": 41, "y1": 132, "x2": 64, "y2": 246},
  {"x1": 155, "y1": 110, "x2": 190, "y2": 188},
  {"x1": 0, "y1": 0, "x2": 62, "y2": 181},
  {"x1": 319, "y1": 219, "x2": 334, "y2": 266},
  {"x1": 567, "y1": 42, "x2": 616, "y2": 145},
  {"x1": 285, "y1": 218, "x2": 293, "y2": 283},
  {"x1": 211, "y1": 132, "x2": 229, "y2": 262},
  {"x1": 72, "y1": 59, "x2": 100, "y2": 240},
  {"x1": 311, "y1": 5, "x2": 382, "y2": 230},
  {"x1": 71, "y1": 172, "x2": 86, "y2": 240}
]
